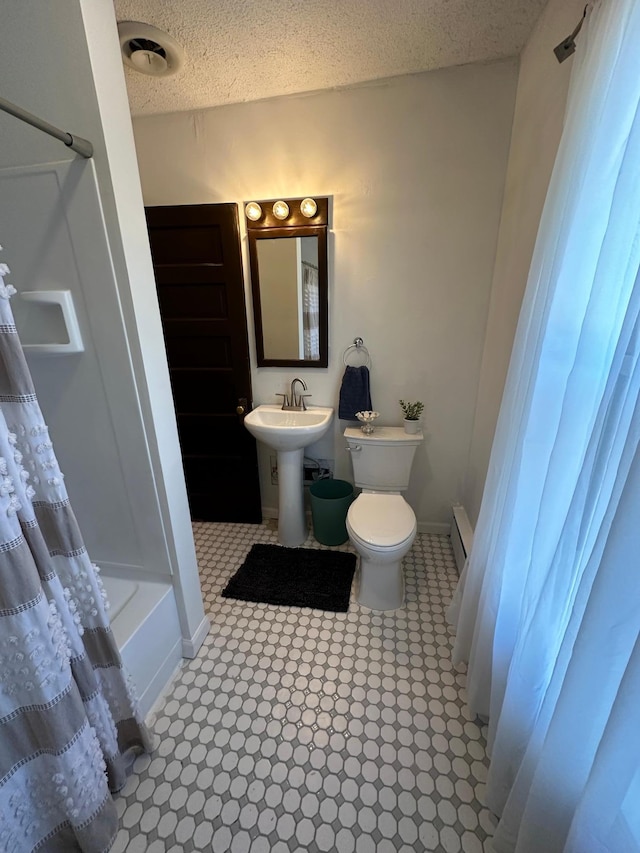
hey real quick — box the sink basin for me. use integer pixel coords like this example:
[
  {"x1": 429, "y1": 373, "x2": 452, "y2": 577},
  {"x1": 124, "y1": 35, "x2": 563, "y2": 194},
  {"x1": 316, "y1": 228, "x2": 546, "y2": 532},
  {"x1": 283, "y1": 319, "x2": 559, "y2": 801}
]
[{"x1": 244, "y1": 405, "x2": 334, "y2": 451}]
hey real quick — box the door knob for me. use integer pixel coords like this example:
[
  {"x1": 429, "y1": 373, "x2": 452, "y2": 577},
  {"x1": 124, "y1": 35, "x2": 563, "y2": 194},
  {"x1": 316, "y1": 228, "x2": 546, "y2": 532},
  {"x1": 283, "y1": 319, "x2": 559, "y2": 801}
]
[
  {"x1": 236, "y1": 397, "x2": 248, "y2": 416},
  {"x1": 236, "y1": 404, "x2": 245, "y2": 415}
]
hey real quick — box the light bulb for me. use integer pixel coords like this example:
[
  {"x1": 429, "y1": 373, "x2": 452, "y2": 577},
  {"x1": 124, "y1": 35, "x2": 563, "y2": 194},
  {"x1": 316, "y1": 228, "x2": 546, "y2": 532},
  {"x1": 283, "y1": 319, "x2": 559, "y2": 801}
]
[
  {"x1": 272, "y1": 200, "x2": 290, "y2": 220},
  {"x1": 300, "y1": 198, "x2": 317, "y2": 218},
  {"x1": 245, "y1": 202, "x2": 262, "y2": 221}
]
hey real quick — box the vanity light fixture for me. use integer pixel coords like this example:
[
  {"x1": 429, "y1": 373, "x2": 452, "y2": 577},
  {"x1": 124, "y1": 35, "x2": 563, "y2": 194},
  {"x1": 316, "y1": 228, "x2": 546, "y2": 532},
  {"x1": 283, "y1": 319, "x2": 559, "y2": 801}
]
[
  {"x1": 245, "y1": 202, "x2": 263, "y2": 221},
  {"x1": 272, "y1": 200, "x2": 290, "y2": 220},
  {"x1": 300, "y1": 198, "x2": 318, "y2": 218}
]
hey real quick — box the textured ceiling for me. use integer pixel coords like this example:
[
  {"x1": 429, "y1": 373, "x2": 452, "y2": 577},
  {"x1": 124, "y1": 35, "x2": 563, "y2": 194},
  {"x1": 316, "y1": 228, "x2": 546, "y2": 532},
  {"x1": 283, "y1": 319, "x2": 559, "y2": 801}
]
[{"x1": 113, "y1": 0, "x2": 547, "y2": 116}]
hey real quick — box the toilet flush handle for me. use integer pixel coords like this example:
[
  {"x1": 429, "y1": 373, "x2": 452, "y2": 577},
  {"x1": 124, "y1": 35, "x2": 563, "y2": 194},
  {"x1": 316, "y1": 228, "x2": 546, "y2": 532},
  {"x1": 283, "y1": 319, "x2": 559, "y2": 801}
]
[{"x1": 347, "y1": 445, "x2": 362, "y2": 452}]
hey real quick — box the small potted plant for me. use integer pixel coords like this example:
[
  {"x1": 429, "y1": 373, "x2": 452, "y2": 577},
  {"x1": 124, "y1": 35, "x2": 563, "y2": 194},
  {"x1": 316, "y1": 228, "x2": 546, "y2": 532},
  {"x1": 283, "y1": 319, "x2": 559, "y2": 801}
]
[{"x1": 399, "y1": 399, "x2": 424, "y2": 434}]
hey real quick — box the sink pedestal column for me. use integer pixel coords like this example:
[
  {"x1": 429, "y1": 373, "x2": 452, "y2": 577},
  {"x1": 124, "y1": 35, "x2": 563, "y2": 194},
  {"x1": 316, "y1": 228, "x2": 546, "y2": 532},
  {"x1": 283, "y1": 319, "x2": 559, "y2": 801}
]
[{"x1": 277, "y1": 448, "x2": 307, "y2": 547}]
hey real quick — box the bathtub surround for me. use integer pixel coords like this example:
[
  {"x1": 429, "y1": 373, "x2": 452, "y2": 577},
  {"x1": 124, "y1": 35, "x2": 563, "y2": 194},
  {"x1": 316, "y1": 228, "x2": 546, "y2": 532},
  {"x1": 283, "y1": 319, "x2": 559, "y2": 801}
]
[
  {"x1": 112, "y1": 521, "x2": 496, "y2": 852},
  {"x1": 132, "y1": 59, "x2": 518, "y2": 531}
]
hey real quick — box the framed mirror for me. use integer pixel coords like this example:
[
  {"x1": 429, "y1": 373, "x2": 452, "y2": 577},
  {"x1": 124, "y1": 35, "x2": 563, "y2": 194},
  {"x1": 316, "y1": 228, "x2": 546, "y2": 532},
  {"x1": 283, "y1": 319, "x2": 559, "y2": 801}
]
[{"x1": 246, "y1": 197, "x2": 329, "y2": 367}]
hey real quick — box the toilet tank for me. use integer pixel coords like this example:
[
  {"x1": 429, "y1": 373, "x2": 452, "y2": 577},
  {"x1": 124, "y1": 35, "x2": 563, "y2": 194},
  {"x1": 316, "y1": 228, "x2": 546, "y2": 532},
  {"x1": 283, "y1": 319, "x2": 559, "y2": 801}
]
[{"x1": 345, "y1": 427, "x2": 423, "y2": 491}]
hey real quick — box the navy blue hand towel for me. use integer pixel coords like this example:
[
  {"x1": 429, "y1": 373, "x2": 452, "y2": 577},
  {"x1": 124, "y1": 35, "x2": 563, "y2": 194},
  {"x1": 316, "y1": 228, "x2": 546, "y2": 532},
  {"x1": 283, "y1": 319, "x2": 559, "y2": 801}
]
[{"x1": 339, "y1": 365, "x2": 373, "y2": 419}]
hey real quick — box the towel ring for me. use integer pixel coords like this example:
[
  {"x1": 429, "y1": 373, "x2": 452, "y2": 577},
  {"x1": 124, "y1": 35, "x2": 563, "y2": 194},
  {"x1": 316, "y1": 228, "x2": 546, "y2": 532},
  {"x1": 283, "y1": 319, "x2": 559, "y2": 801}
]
[{"x1": 343, "y1": 337, "x2": 371, "y2": 368}]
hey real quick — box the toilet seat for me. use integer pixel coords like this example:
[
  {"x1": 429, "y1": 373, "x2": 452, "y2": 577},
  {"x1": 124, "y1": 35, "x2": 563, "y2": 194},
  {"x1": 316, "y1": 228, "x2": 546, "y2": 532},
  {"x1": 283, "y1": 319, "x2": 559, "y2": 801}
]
[{"x1": 347, "y1": 493, "x2": 416, "y2": 549}]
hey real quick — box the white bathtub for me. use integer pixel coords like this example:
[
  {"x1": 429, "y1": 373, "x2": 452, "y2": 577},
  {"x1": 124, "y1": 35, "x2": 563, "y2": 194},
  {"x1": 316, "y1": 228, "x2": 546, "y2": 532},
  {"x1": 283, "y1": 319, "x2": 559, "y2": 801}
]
[{"x1": 101, "y1": 575, "x2": 183, "y2": 720}]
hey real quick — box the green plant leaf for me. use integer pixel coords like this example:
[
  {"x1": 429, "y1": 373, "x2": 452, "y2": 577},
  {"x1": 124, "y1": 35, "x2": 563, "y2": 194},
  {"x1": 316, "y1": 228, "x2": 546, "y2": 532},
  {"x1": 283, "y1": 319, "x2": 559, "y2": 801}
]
[{"x1": 399, "y1": 399, "x2": 424, "y2": 420}]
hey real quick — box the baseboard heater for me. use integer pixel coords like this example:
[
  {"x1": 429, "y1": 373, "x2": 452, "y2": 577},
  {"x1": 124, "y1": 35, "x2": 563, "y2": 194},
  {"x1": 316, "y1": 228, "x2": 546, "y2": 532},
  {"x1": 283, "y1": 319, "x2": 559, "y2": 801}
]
[{"x1": 450, "y1": 504, "x2": 474, "y2": 575}]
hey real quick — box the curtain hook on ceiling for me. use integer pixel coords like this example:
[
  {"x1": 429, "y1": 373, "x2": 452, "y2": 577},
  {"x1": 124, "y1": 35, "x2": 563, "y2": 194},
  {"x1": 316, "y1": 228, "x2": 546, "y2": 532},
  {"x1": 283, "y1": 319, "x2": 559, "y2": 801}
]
[{"x1": 554, "y1": 4, "x2": 589, "y2": 64}]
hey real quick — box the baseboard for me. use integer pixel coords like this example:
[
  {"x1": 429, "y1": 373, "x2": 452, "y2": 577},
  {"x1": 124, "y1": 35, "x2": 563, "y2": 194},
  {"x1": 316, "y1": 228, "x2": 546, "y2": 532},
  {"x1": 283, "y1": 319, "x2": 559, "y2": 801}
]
[
  {"x1": 417, "y1": 522, "x2": 451, "y2": 535},
  {"x1": 267, "y1": 504, "x2": 452, "y2": 538},
  {"x1": 181, "y1": 615, "x2": 211, "y2": 659},
  {"x1": 267, "y1": 508, "x2": 450, "y2": 537},
  {"x1": 262, "y1": 507, "x2": 313, "y2": 522}
]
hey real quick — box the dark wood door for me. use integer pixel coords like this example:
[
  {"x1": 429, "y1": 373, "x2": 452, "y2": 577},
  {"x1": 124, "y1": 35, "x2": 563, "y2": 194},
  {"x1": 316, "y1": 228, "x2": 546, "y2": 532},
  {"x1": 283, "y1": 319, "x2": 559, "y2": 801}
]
[{"x1": 145, "y1": 203, "x2": 262, "y2": 523}]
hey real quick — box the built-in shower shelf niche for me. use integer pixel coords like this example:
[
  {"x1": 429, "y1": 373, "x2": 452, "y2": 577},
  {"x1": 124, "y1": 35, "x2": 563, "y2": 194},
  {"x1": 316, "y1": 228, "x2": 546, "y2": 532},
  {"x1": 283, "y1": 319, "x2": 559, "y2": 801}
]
[{"x1": 15, "y1": 289, "x2": 84, "y2": 354}]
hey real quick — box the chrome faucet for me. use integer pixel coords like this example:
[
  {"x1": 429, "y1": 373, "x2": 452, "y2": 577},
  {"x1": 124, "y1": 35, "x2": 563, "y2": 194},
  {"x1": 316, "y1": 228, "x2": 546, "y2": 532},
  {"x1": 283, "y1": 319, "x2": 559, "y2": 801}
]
[
  {"x1": 290, "y1": 377, "x2": 307, "y2": 409},
  {"x1": 276, "y1": 378, "x2": 311, "y2": 411}
]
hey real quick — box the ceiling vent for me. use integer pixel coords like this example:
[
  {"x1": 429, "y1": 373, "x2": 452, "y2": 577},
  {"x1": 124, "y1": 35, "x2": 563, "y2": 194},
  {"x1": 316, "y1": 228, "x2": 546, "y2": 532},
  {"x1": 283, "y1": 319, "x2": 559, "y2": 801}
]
[{"x1": 118, "y1": 21, "x2": 185, "y2": 77}]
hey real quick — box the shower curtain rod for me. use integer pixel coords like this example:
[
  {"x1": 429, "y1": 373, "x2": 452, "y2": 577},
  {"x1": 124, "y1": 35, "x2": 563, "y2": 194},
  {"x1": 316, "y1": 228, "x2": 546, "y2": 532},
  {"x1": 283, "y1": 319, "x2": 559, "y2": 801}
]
[{"x1": 0, "y1": 96, "x2": 93, "y2": 159}]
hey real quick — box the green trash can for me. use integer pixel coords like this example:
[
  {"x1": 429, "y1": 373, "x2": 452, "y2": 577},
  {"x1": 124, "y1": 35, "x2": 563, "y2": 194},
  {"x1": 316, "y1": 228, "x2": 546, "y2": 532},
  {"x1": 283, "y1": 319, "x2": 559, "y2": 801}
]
[{"x1": 309, "y1": 479, "x2": 354, "y2": 546}]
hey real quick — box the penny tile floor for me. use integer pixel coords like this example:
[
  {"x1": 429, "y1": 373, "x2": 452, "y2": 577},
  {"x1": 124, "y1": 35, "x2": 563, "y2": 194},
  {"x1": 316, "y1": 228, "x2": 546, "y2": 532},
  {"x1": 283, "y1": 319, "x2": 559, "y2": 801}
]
[{"x1": 112, "y1": 521, "x2": 496, "y2": 852}]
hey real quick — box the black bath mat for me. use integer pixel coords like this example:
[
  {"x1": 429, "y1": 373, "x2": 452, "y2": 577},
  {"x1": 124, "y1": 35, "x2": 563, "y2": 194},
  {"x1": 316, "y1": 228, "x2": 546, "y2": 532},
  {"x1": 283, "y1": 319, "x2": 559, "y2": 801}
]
[{"x1": 221, "y1": 544, "x2": 356, "y2": 612}]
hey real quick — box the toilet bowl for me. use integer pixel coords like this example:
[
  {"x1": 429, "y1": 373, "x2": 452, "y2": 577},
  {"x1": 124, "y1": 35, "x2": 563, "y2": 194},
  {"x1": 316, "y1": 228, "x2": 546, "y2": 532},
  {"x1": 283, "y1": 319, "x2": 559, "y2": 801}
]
[
  {"x1": 344, "y1": 426, "x2": 422, "y2": 611},
  {"x1": 346, "y1": 492, "x2": 417, "y2": 611}
]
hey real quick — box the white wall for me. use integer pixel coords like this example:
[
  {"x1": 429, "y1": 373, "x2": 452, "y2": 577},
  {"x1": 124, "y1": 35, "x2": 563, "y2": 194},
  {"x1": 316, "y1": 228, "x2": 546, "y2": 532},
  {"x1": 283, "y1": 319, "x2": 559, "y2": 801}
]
[
  {"x1": 463, "y1": 0, "x2": 588, "y2": 526},
  {"x1": 0, "y1": 1, "x2": 207, "y2": 651},
  {"x1": 132, "y1": 61, "x2": 518, "y2": 528}
]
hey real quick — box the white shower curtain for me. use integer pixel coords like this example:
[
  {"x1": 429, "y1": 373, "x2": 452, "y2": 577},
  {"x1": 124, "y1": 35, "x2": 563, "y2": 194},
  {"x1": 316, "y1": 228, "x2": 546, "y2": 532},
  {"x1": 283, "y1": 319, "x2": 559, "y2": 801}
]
[
  {"x1": 448, "y1": 1, "x2": 640, "y2": 850},
  {"x1": 0, "y1": 252, "x2": 151, "y2": 851}
]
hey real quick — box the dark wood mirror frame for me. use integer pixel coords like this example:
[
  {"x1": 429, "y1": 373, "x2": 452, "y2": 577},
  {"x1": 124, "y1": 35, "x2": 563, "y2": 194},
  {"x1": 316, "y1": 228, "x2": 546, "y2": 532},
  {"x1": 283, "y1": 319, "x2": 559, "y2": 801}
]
[{"x1": 246, "y1": 197, "x2": 329, "y2": 368}]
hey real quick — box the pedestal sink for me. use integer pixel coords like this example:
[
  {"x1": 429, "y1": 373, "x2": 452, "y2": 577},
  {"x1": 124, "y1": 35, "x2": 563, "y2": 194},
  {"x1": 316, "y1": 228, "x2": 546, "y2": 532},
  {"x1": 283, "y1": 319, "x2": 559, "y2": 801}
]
[{"x1": 244, "y1": 405, "x2": 334, "y2": 546}]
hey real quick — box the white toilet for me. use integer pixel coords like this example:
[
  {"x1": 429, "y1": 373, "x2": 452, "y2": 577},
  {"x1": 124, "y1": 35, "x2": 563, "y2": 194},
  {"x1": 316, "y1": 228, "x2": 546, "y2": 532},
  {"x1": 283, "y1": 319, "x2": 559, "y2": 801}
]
[{"x1": 344, "y1": 426, "x2": 423, "y2": 611}]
